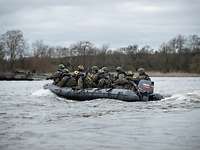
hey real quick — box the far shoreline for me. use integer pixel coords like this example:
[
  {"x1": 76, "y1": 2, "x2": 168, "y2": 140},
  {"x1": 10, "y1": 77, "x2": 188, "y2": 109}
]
[
  {"x1": 0, "y1": 71, "x2": 200, "y2": 81},
  {"x1": 147, "y1": 72, "x2": 200, "y2": 77}
]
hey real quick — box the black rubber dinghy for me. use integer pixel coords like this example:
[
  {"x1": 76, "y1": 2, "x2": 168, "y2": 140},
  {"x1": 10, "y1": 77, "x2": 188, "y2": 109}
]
[{"x1": 44, "y1": 80, "x2": 163, "y2": 102}]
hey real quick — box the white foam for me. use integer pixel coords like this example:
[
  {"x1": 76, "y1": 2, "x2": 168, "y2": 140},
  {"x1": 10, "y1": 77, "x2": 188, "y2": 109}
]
[
  {"x1": 187, "y1": 90, "x2": 200, "y2": 96},
  {"x1": 32, "y1": 89, "x2": 53, "y2": 97},
  {"x1": 163, "y1": 94, "x2": 182, "y2": 100}
]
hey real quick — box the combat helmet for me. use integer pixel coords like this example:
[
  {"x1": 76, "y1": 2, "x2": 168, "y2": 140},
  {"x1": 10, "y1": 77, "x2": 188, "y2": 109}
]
[
  {"x1": 91, "y1": 65, "x2": 99, "y2": 71},
  {"x1": 116, "y1": 66, "x2": 123, "y2": 72},
  {"x1": 63, "y1": 68, "x2": 69, "y2": 73},
  {"x1": 101, "y1": 67, "x2": 109, "y2": 73},
  {"x1": 137, "y1": 68, "x2": 145, "y2": 74},
  {"x1": 126, "y1": 70, "x2": 134, "y2": 76},
  {"x1": 77, "y1": 65, "x2": 84, "y2": 71},
  {"x1": 58, "y1": 64, "x2": 65, "y2": 70}
]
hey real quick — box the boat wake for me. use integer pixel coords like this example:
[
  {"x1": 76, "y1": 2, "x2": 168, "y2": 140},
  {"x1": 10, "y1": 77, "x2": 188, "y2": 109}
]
[
  {"x1": 158, "y1": 90, "x2": 200, "y2": 111},
  {"x1": 32, "y1": 89, "x2": 54, "y2": 97},
  {"x1": 164, "y1": 90, "x2": 200, "y2": 101}
]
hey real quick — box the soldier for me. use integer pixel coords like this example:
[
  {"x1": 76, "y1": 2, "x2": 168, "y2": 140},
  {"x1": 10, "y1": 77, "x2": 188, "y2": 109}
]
[
  {"x1": 91, "y1": 65, "x2": 99, "y2": 74},
  {"x1": 84, "y1": 66, "x2": 99, "y2": 88},
  {"x1": 90, "y1": 66, "x2": 99, "y2": 84},
  {"x1": 137, "y1": 68, "x2": 151, "y2": 81},
  {"x1": 126, "y1": 70, "x2": 134, "y2": 81},
  {"x1": 116, "y1": 67, "x2": 126, "y2": 80},
  {"x1": 57, "y1": 68, "x2": 75, "y2": 87},
  {"x1": 124, "y1": 70, "x2": 138, "y2": 91},
  {"x1": 74, "y1": 65, "x2": 86, "y2": 89},
  {"x1": 112, "y1": 67, "x2": 128, "y2": 88},
  {"x1": 97, "y1": 67, "x2": 112, "y2": 88},
  {"x1": 49, "y1": 64, "x2": 66, "y2": 85},
  {"x1": 77, "y1": 65, "x2": 84, "y2": 72}
]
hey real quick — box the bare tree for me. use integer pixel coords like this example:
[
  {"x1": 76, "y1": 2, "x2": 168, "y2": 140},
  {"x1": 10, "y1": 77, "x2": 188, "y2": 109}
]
[
  {"x1": 32, "y1": 40, "x2": 49, "y2": 57},
  {"x1": 101, "y1": 44, "x2": 109, "y2": 53},
  {"x1": 55, "y1": 46, "x2": 70, "y2": 58},
  {"x1": 46, "y1": 46, "x2": 55, "y2": 58},
  {"x1": 0, "y1": 30, "x2": 25, "y2": 69},
  {"x1": 70, "y1": 41, "x2": 96, "y2": 56},
  {"x1": 0, "y1": 42, "x2": 4, "y2": 60},
  {"x1": 61, "y1": 47, "x2": 70, "y2": 57},
  {"x1": 159, "y1": 42, "x2": 172, "y2": 53},
  {"x1": 176, "y1": 35, "x2": 186, "y2": 53},
  {"x1": 187, "y1": 35, "x2": 200, "y2": 52},
  {"x1": 167, "y1": 38, "x2": 177, "y2": 53},
  {"x1": 70, "y1": 41, "x2": 96, "y2": 65},
  {"x1": 97, "y1": 44, "x2": 110, "y2": 65}
]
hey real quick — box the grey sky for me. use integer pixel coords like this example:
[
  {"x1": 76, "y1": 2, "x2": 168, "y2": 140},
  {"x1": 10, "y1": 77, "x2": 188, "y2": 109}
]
[{"x1": 0, "y1": 0, "x2": 200, "y2": 49}]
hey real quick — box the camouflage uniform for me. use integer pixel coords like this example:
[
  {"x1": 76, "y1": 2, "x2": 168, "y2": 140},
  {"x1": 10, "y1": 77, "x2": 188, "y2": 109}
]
[
  {"x1": 57, "y1": 68, "x2": 76, "y2": 87},
  {"x1": 84, "y1": 75, "x2": 96, "y2": 88},
  {"x1": 124, "y1": 70, "x2": 137, "y2": 91},
  {"x1": 84, "y1": 66, "x2": 99, "y2": 88},
  {"x1": 97, "y1": 67, "x2": 112, "y2": 88},
  {"x1": 51, "y1": 64, "x2": 66, "y2": 85},
  {"x1": 136, "y1": 68, "x2": 151, "y2": 81},
  {"x1": 74, "y1": 65, "x2": 86, "y2": 89},
  {"x1": 113, "y1": 67, "x2": 128, "y2": 88}
]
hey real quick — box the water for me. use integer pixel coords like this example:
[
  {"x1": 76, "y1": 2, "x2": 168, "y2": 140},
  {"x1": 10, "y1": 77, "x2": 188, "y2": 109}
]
[{"x1": 0, "y1": 77, "x2": 200, "y2": 150}]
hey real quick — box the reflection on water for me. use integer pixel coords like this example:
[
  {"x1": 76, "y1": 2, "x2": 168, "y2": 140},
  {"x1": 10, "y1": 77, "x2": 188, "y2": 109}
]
[{"x1": 0, "y1": 78, "x2": 200, "y2": 150}]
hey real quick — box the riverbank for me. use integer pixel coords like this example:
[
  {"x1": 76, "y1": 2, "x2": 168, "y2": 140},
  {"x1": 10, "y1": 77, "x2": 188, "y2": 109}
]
[
  {"x1": 37, "y1": 72, "x2": 200, "y2": 78},
  {"x1": 0, "y1": 72, "x2": 49, "y2": 81},
  {"x1": 1, "y1": 71, "x2": 199, "y2": 81},
  {"x1": 148, "y1": 72, "x2": 200, "y2": 77}
]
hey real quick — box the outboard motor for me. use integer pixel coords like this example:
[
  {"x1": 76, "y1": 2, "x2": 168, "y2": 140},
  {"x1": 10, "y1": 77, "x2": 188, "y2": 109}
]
[{"x1": 138, "y1": 80, "x2": 154, "y2": 101}]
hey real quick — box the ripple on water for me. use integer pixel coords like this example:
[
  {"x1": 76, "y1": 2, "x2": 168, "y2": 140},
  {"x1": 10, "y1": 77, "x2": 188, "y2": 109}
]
[{"x1": 1, "y1": 79, "x2": 200, "y2": 150}]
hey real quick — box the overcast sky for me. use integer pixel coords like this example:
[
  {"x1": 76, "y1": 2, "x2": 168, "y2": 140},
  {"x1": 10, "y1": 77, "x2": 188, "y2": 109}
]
[{"x1": 0, "y1": 0, "x2": 200, "y2": 49}]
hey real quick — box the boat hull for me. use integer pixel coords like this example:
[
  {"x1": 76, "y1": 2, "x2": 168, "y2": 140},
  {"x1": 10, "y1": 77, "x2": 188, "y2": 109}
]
[{"x1": 44, "y1": 84, "x2": 163, "y2": 102}]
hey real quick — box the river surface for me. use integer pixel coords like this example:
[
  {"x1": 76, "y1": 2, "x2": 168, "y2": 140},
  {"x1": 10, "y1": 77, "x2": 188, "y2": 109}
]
[{"x1": 0, "y1": 77, "x2": 200, "y2": 150}]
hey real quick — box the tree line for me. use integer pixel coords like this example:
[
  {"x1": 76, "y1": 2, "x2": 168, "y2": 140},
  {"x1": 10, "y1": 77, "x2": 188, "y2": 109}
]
[{"x1": 0, "y1": 30, "x2": 200, "y2": 73}]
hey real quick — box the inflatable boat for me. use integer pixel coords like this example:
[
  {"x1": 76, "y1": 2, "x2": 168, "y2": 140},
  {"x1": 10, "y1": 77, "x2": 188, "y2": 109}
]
[{"x1": 44, "y1": 80, "x2": 163, "y2": 102}]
